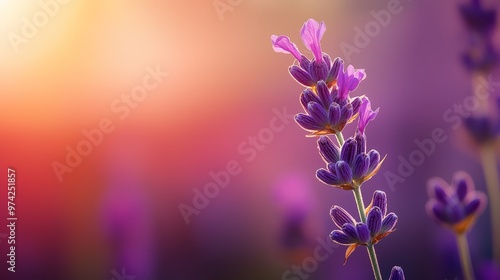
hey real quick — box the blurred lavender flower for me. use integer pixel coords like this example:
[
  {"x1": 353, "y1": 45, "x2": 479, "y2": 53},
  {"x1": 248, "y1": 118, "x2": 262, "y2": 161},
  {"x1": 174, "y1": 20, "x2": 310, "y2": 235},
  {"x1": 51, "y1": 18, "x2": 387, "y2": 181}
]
[
  {"x1": 315, "y1": 101, "x2": 384, "y2": 190},
  {"x1": 464, "y1": 97, "x2": 500, "y2": 144},
  {"x1": 460, "y1": 0, "x2": 497, "y2": 72},
  {"x1": 426, "y1": 171, "x2": 487, "y2": 234},
  {"x1": 388, "y1": 266, "x2": 405, "y2": 280},
  {"x1": 271, "y1": 19, "x2": 342, "y2": 88},
  {"x1": 329, "y1": 191, "x2": 397, "y2": 263},
  {"x1": 295, "y1": 80, "x2": 363, "y2": 135}
]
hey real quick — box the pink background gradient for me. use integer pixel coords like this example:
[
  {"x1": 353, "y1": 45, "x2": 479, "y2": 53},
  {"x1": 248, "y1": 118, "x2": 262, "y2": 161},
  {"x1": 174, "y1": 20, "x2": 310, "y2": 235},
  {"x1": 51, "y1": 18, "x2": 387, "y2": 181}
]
[{"x1": 1, "y1": 0, "x2": 500, "y2": 279}]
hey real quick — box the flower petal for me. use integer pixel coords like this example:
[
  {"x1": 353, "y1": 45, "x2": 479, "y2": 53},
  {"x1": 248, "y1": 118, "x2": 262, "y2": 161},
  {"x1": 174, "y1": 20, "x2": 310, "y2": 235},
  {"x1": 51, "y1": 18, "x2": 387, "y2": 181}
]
[
  {"x1": 389, "y1": 266, "x2": 406, "y2": 280},
  {"x1": 316, "y1": 169, "x2": 341, "y2": 186},
  {"x1": 358, "y1": 97, "x2": 379, "y2": 135},
  {"x1": 271, "y1": 35, "x2": 302, "y2": 61},
  {"x1": 300, "y1": 19, "x2": 326, "y2": 62},
  {"x1": 340, "y1": 138, "x2": 357, "y2": 165},
  {"x1": 330, "y1": 230, "x2": 355, "y2": 245},
  {"x1": 295, "y1": 114, "x2": 323, "y2": 130},
  {"x1": 335, "y1": 161, "x2": 353, "y2": 183},
  {"x1": 330, "y1": 205, "x2": 356, "y2": 228},
  {"x1": 355, "y1": 223, "x2": 370, "y2": 244},
  {"x1": 367, "y1": 207, "x2": 383, "y2": 237},
  {"x1": 318, "y1": 136, "x2": 340, "y2": 163},
  {"x1": 289, "y1": 66, "x2": 315, "y2": 87},
  {"x1": 381, "y1": 212, "x2": 398, "y2": 233}
]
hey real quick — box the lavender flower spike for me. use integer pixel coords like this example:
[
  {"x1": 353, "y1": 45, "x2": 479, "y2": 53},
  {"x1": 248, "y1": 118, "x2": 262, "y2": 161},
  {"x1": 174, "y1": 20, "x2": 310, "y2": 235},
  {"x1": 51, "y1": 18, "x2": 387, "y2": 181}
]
[
  {"x1": 389, "y1": 266, "x2": 405, "y2": 280},
  {"x1": 358, "y1": 97, "x2": 379, "y2": 135},
  {"x1": 300, "y1": 19, "x2": 326, "y2": 63},
  {"x1": 271, "y1": 35, "x2": 303, "y2": 61},
  {"x1": 337, "y1": 61, "x2": 367, "y2": 100},
  {"x1": 426, "y1": 171, "x2": 487, "y2": 234}
]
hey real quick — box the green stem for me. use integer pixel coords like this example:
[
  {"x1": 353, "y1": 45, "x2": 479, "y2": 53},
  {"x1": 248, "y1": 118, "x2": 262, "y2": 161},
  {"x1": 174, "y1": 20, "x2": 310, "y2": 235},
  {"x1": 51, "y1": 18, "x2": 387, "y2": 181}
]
[
  {"x1": 335, "y1": 132, "x2": 345, "y2": 146},
  {"x1": 479, "y1": 144, "x2": 500, "y2": 262},
  {"x1": 353, "y1": 186, "x2": 382, "y2": 280},
  {"x1": 367, "y1": 245, "x2": 383, "y2": 280},
  {"x1": 353, "y1": 186, "x2": 367, "y2": 223},
  {"x1": 456, "y1": 233, "x2": 475, "y2": 280}
]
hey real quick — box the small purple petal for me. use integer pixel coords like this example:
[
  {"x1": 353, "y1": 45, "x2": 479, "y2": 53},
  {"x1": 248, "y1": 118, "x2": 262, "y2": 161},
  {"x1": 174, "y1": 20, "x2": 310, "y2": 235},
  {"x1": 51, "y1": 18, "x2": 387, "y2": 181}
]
[
  {"x1": 299, "y1": 55, "x2": 311, "y2": 71},
  {"x1": 307, "y1": 102, "x2": 329, "y2": 124},
  {"x1": 316, "y1": 169, "x2": 340, "y2": 185},
  {"x1": 340, "y1": 138, "x2": 358, "y2": 165},
  {"x1": 389, "y1": 266, "x2": 405, "y2": 280},
  {"x1": 316, "y1": 81, "x2": 332, "y2": 107},
  {"x1": 289, "y1": 66, "x2": 315, "y2": 87},
  {"x1": 300, "y1": 89, "x2": 321, "y2": 109},
  {"x1": 330, "y1": 230, "x2": 355, "y2": 245},
  {"x1": 335, "y1": 161, "x2": 353, "y2": 183},
  {"x1": 371, "y1": 191, "x2": 387, "y2": 216},
  {"x1": 340, "y1": 104, "x2": 353, "y2": 125},
  {"x1": 329, "y1": 103, "x2": 341, "y2": 126},
  {"x1": 342, "y1": 223, "x2": 358, "y2": 240},
  {"x1": 453, "y1": 171, "x2": 473, "y2": 202},
  {"x1": 351, "y1": 97, "x2": 362, "y2": 114},
  {"x1": 310, "y1": 60, "x2": 329, "y2": 82},
  {"x1": 271, "y1": 35, "x2": 302, "y2": 61},
  {"x1": 352, "y1": 154, "x2": 370, "y2": 179},
  {"x1": 337, "y1": 62, "x2": 366, "y2": 99},
  {"x1": 330, "y1": 206, "x2": 356, "y2": 228},
  {"x1": 354, "y1": 132, "x2": 366, "y2": 155},
  {"x1": 367, "y1": 207, "x2": 383, "y2": 237},
  {"x1": 318, "y1": 136, "x2": 340, "y2": 163},
  {"x1": 464, "y1": 197, "x2": 483, "y2": 216},
  {"x1": 327, "y1": 162, "x2": 337, "y2": 174},
  {"x1": 295, "y1": 114, "x2": 323, "y2": 130},
  {"x1": 300, "y1": 19, "x2": 326, "y2": 62},
  {"x1": 381, "y1": 213, "x2": 398, "y2": 233},
  {"x1": 367, "y1": 150, "x2": 381, "y2": 172},
  {"x1": 358, "y1": 97, "x2": 379, "y2": 135},
  {"x1": 430, "y1": 203, "x2": 449, "y2": 224},
  {"x1": 326, "y1": 57, "x2": 343, "y2": 85},
  {"x1": 355, "y1": 223, "x2": 370, "y2": 244},
  {"x1": 427, "y1": 178, "x2": 450, "y2": 204}
]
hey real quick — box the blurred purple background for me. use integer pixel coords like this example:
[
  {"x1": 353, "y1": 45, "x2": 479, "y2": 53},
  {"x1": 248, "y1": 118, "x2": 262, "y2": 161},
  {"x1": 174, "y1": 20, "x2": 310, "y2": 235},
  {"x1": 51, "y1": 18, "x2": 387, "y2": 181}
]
[{"x1": 1, "y1": 0, "x2": 500, "y2": 279}]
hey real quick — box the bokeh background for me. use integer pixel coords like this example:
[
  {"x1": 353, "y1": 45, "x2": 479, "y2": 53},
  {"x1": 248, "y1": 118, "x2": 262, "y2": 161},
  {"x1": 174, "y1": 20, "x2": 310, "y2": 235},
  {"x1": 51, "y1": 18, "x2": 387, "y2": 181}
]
[{"x1": 1, "y1": 0, "x2": 500, "y2": 279}]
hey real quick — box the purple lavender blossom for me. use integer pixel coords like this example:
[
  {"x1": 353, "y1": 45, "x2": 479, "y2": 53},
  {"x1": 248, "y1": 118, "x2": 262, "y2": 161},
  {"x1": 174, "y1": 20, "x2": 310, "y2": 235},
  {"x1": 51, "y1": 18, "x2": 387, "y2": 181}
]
[
  {"x1": 315, "y1": 133, "x2": 384, "y2": 190},
  {"x1": 388, "y1": 266, "x2": 405, "y2": 280},
  {"x1": 358, "y1": 97, "x2": 379, "y2": 135},
  {"x1": 295, "y1": 80, "x2": 363, "y2": 135},
  {"x1": 337, "y1": 62, "x2": 367, "y2": 100},
  {"x1": 426, "y1": 171, "x2": 487, "y2": 234},
  {"x1": 464, "y1": 97, "x2": 500, "y2": 144},
  {"x1": 329, "y1": 191, "x2": 397, "y2": 263},
  {"x1": 271, "y1": 19, "x2": 342, "y2": 88},
  {"x1": 460, "y1": 0, "x2": 498, "y2": 72}
]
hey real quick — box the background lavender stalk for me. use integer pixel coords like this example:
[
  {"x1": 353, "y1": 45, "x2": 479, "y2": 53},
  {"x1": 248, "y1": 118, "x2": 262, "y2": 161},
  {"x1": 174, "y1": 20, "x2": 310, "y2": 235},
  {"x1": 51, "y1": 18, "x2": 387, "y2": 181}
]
[
  {"x1": 426, "y1": 172, "x2": 487, "y2": 280},
  {"x1": 457, "y1": 233, "x2": 476, "y2": 280},
  {"x1": 479, "y1": 138, "x2": 500, "y2": 262},
  {"x1": 459, "y1": 0, "x2": 500, "y2": 262}
]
